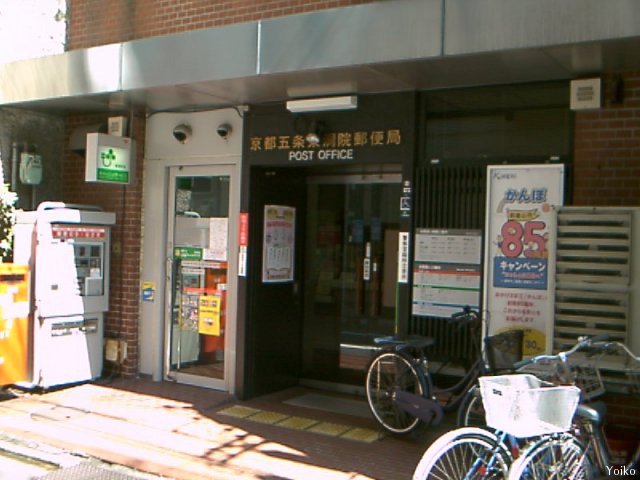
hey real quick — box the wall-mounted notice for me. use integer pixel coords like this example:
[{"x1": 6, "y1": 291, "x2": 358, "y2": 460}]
[
  {"x1": 484, "y1": 164, "x2": 564, "y2": 356},
  {"x1": 412, "y1": 229, "x2": 482, "y2": 318},
  {"x1": 397, "y1": 232, "x2": 409, "y2": 283},
  {"x1": 262, "y1": 205, "x2": 295, "y2": 283}
]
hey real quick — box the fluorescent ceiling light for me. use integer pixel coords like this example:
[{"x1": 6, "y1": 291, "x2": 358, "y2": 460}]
[{"x1": 286, "y1": 95, "x2": 357, "y2": 113}]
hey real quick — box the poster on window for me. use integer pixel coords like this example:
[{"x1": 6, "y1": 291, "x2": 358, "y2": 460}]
[
  {"x1": 262, "y1": 205, "x2": 295, "y2": 282},
  {"x1": 198, "y1": 294, "x2": 221, "y2": 336},
  {"x1": 412, "y1": 229, "x2": 482, "y2": 318},
  {"x1": 484, "y1": 165, "x2": 564, "y2": 356}
]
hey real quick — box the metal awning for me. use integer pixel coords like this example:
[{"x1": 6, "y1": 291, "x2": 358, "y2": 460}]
[{"x1": 2, "y1": 0, "x2": 640, "y2": 114}]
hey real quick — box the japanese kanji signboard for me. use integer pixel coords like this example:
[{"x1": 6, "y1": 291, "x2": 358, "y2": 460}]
[{"x1": 484, "y1": 164, "x2": 564, "y2": 356}]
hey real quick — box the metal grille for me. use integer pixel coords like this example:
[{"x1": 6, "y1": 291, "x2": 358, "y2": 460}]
[
  {"x1": 554, "y1": 207, "x2": 633, "y2": 348},
  {"x1": 410, "y1": 163, "x2": 486, "y2": 361},
  {"x1": 413, "y1": 164, "x2": 486, "y2": 229}
]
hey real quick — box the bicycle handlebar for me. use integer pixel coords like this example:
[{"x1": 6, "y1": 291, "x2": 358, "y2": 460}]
[
  {"x1": 449, "y1": 306, "x2": 481, "y2": 328},
  {"x1": 450, "y1": 306, "x2": 474, "y2": 319},
  {"x1": 590, "y1": 340, "x2": 640, "y2": 361},
  {"x1": 513, "y1": 333, "x2": 611, "y2": 369}
]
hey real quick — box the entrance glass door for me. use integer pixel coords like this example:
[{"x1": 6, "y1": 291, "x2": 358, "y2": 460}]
[
  {"x1": 303, "y1": 175, "x2": 402, "y2": 385},
  {"x1": 166, "y1": 165, "x2": 236, "y2": 390}
]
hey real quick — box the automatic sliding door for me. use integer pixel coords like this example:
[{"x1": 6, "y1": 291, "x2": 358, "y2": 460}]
[
  {"x1": 303, "y1": 176, "x2": 401, "y2": 384},
  {"x1": 166, "y1": 166, "x2": 236, "y2": 390}
]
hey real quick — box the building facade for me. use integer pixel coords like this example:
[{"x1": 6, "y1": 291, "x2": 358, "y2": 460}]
[{"x1": 1, "y1": 0, "x2": 639, "y2": 421}]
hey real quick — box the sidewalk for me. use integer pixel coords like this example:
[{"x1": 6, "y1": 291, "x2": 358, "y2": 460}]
[{"x1": 0, "y1": 378, "x2": 450, "y2": 479}]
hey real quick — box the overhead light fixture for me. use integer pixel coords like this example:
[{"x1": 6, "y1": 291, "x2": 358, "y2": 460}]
[
  {"x1": 286, "y1": 95, "x2": 357, "y2": 113},
  {"x1": 305, "y1": 121, "x2": 325, "y2": 146}
]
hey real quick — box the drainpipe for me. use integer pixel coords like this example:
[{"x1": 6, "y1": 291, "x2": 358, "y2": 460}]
[{"x1": 11, "y1": 142, "x2": 18, "y2": 192}]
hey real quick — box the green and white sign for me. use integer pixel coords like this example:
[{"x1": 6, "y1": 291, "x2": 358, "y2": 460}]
[
  {"x1": 85, "y1": 133, "x2": 135, "y2": 185},
  {"x1": 174, "y1": 246, "x2": 203, "y2": 260}
]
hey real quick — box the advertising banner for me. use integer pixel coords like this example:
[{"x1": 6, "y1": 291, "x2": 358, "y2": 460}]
[
  {"x1": 484, "y1": 165, "x2": 564, "y2": 356},
  {"x1": 262, "y1": 205, "x2": 295, "y2": 282}
]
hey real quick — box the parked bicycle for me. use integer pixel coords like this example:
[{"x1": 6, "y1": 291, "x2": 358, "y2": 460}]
[
  {"x1": 365, "y1": 307, "x2": 523, "y2": 435},
  {"x1": 411, "y1": 333, "x2": 613, "y2": 479},
  {"x1": 412, "y1": 374, "x2": 581, "y2": 479},
  {"x1": 457, "y1": 330, "x2": 608, "y2": 428},
  {"x1": 507, "y1": 339, "x2": 640, "y2": 480}
]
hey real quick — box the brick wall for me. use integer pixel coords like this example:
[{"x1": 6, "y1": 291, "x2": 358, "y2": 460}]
[
  {"x1": 573, "y1": 71, "x2": 640, "y2": 425},
  {"x1": 604, "y1": 392, "x2": 640, "y2": 425},
  {"x1": 64, "y1": 112, "x2": 145, "y2": 376},
  {"x1": 573, "y1": 71, "x2": 640, "y2": 206},
  {"x1": 67, "y1": 0, "x2": 378, "y2": 49}
]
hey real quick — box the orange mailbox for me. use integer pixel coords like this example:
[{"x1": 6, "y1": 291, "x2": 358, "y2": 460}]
[{"x1": 0, "y1": 264, "x2": 30, "y2": 386}]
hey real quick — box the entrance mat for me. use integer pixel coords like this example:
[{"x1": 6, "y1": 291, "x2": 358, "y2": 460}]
[
  {"x1": 283, "y1": 393, "x2": 371, "y2": 419},
  {"x1": 217, "y1": 406, "x2": 383, "y2": 443}
]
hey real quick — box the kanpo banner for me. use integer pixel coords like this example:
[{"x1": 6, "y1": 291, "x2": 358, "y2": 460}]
[{"x1": 484, "y1": 165, "x2": 564, "y2": 356}]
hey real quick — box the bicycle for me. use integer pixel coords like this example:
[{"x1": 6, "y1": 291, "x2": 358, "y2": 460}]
[
  {"x1": 457, "y1": 329, "x2": 609, "y2": 429},
  {"x1": 456, "y1": 328, "x2": 525, "y2": 428},
  {"x1": 365, "y1": 307, "x2": 523, "y2": 435},
  {"x1": 413, "y1": 374, "x2": 581, "y2": 479},
  {"x1": 411, "y1": 334, "x2": 609, "y2": 479},
  {"x1": 507, "y1": 340, "x2": 640, "y2": 480}
]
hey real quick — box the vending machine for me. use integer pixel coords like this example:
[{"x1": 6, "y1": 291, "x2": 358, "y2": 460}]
[{"x1": 14, "y1": 202, "x2": 115, "y2": 388}]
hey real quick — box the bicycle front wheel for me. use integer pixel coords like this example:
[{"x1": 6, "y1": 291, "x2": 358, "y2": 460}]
[
  {"x1": 413, "y1": 427, "x2": 512, "y2": 480},
  {"x1": 507, "y1": 433, "x2": 595, "y2": 480},
  {"x1": 457, "y1": 384, "x2": 486, "y2": 427},
  {"x1": 365, "y1": 350, "x2": 426, "y2": 434}
]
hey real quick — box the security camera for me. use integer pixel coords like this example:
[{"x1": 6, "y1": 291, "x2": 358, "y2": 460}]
[
  {"x1": 216, "y1": 124, "x2": 232, "y2": 139},
  {"x1": 173, "y1": 124, "x2": 192, "y2": 144}
]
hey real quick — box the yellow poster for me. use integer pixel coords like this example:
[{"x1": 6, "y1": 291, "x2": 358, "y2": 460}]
[{"x1": 198, "y1": 295, "x2": 221, "y2": 336}]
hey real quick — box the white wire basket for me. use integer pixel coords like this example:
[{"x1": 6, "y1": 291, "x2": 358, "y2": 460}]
[{"x1": 479, "y1": 374, "x2": 581, "y2": 438}]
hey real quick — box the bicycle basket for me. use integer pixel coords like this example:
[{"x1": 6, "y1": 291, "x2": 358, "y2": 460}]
[
  {"x1": 516, "y1": 358, "x2": 568, "y2": 384},
  {"x1": 478, "y1": 374, "x2": 580, "y2": 438},
  {"x1": 485, "y1": 329, "x2": 524, "y2": 372},
  {"x1": 570, "y1": 360, "x2": 605, "y2": 401}
]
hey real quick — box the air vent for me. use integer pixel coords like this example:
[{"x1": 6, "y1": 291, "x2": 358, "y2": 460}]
[{"x1": 554, "y1": 207, "x2": 639, "y2": 393}]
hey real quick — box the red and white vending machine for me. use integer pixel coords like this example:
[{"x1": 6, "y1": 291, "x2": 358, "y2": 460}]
[{"x1": 14, "y1": 202, "x2": 115, "y2": 388}]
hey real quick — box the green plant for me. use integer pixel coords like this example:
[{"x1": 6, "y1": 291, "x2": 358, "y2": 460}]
[{"x1": 0, "y1": 183, "x2": 18, "y2": 261}]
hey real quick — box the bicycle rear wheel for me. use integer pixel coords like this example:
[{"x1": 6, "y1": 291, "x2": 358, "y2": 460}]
[
  {"x1": 412, "y1": 427, "x2": 512, "y2": 479},
  {"x1": 507, "y1": 433, "x2": 595, "y2": 480},
  {"x1": 365, "y1": 350, "x2": 426, "y2": 434}
]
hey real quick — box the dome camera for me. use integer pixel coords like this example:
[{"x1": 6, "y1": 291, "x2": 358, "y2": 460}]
[
  {"x1": 216, "y1": 123, "x2": 232, "y2": 139},
  {"x1": 173, "y1": 124, "x2": 192, "y2": 144}
]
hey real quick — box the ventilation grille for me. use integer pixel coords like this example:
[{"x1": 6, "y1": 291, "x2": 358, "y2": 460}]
[{"x1": 554, "y1": 208, "x2": 632, "y2": 350}]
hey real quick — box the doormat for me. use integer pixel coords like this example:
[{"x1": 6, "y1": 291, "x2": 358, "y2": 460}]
[{"x1": 283, "y1": 393, "x2": 371, "y2": 419}]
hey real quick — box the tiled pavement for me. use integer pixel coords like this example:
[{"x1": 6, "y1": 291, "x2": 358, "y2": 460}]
[{"x1": 0, "y1": 378, "x2": 454, "y2": 479}]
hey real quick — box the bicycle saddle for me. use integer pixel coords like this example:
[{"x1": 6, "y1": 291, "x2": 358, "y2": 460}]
[{"x1": 373, "y1": 335, "x2": 434, "y2": 349}]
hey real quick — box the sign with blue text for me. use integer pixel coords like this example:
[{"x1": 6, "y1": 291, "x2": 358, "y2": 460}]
[{"x1": 484, "y1": 164, "x2": 564, "y2": 356}]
